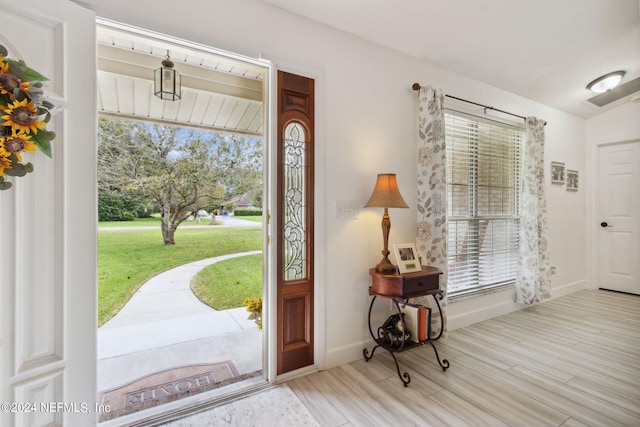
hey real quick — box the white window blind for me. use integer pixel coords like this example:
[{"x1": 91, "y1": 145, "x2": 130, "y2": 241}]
[{"x1": 445, "y1": 112, "x2": 523, "y2": 295}]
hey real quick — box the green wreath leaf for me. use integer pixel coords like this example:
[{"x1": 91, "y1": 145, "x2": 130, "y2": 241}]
[
  {"x1": 6, "y1": 58, "x2": 50, "y2": 82},
  {"x1": 31, "y1": 131, "x2": 53, "y2": 158}
]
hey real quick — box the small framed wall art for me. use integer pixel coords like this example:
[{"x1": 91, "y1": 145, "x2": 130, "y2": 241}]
[
  {"x1": 551, "y1": 161, "x2": 565, "y2": 184},
  {"x1": 566, "y1": 169, "x2": 579, "y2": 191},
  {"x1": 393, "y1": 243, "x2": 421, "y2": 274}
]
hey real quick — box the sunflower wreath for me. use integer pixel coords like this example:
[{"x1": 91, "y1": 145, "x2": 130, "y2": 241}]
[{"x1": 0, "y1": 44, "x2": 57, "y2": 190}]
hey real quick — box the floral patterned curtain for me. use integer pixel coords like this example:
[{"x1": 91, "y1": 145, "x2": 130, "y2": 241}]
[
  {"x1": 415, "y1": 86, "x2": 447, "y2": 337},
  {"x1": 515, "y1": 117, "x2": 551, "y2": 304}
]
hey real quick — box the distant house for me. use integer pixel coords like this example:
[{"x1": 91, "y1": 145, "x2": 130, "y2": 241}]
[{"x1": 220, "y1": 193, "x2": 253, "y2": 213}]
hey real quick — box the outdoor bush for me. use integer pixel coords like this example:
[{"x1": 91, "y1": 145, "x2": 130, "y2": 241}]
[
  {"x1": 136, "y1": 203, "x2": 151, "y2": 218},
  {"x1": 234, "y1": 209, "x2": 262, "y2": 216},
  {"x1": 98, "y1": 190, "x2": 140, "y2": 221}
]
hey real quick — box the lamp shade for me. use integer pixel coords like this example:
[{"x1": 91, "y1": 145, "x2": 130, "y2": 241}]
[{"x1": 364, "y1": 173, "x2": 409, "y2": 209}]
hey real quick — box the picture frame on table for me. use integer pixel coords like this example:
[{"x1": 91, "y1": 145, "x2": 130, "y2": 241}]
[
  {"x1": 393, "y1": 243, "x2": 421, "y2": 274},
  {"x1": 551, "y1": 161, "x2": 565, "y2": 184}
]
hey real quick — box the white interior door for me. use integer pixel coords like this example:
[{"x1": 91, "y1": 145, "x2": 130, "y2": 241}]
[
  {"x1": 0, "y1": 1, "x2": 97, "y2": 426},
  {"x1": 597, "y1": 140, "x2": 640, "y2": 295}
]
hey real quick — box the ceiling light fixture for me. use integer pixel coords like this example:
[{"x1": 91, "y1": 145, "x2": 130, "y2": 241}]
[
  {"x1": 586, "y1": 71, "x2": 625, "y2": 93},
  {"x1": 154, "y1": 50, "x2": 181, "y2": 101}
]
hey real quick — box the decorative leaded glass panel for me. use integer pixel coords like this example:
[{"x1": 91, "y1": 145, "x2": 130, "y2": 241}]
[{"x1": 284, "y1": 122, "x2": 306, "y2": 280}]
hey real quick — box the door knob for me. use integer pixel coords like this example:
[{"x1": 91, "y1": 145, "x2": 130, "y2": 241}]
[{"x1": 600, "y1": 222, "x2": 612, "y2": 228}]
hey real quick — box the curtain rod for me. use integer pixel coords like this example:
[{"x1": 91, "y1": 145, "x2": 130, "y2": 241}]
[{"x1": 411, "y1": 83, "x2": 546, "y2": 125}]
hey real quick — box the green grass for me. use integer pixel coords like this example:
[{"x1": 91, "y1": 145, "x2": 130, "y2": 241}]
[
  {"x1": 99, "y1": 216, "x2": 219, "y2": 227},
  {"x1": 190, "y1": 254, "x2": 262, "y2": 310},
  {"x1": 98, "y1": 227, "x2": 261, "y2": 326}
]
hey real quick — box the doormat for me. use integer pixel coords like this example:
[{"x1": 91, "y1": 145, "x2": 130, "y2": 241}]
[{"x1": 98, "y1": 362, "x2": 259, "y2": 422}]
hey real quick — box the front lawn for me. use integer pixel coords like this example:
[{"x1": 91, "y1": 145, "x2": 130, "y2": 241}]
[
  {"x1": 98, "y1": 226, "x2": 261, "y2": 326},
  {"x1": 190, "y1": 253, "x2": 262, "y2": 310}
]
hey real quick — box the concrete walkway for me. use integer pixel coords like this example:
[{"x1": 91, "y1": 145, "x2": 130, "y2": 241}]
[{"x1": 97, "y1": 250, "x2": 263, "y2": 392}]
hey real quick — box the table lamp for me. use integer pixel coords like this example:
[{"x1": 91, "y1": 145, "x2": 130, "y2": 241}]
[{"x1": 364, "y1": 173, "x2": 409, "y2": 274}]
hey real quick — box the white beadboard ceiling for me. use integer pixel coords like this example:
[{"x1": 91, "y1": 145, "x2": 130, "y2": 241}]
[
  {"x1": 97, "y1": 26, "x2": 265, "y2": 136},
  {"x1": 260, "y1": 0, "x2": 640, "y2": 119}
]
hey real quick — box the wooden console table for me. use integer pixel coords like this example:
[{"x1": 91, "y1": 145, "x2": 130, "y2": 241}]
[{"x1": 363, "y1": 266, "x2": 449, "y2": 386}]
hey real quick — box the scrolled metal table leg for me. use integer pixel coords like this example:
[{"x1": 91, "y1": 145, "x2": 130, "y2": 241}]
[
  {"x1": 389, "y1": 298, "x2": 411, "y2": 385},
  {"x1": 363, "y1": 345, "x2": 380, "y2": 361},
  {"x1": 429, "y1": 291, "x2": 450, "y2": 370},
  {"x1": 363, "y1": 295, "x2": 378, "y2": 362},
  {"x1": 388, "y1": 351, "x2": 411, "y2": 387},
  {"x1": 362, "y1": 296, "x2": 412, "y2": 386},
  {"x1": 432, "y1": 292, "x2": 445, "y2": 341},
  {"x1": 428, "y1": 341, "x2": 449, "y2": 371}
]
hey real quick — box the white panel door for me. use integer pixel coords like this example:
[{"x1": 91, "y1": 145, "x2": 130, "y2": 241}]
[
  {"x1": 597, "y1": 141, "x2": 640, "y2": 295},
  {"x1": 0, "y1": 0, "x2": 97, "y2": 426}
]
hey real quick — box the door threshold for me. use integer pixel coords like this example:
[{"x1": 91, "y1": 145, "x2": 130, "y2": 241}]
[{"x1": 99, "y1": 376, "x2": 270, "y2": 427}]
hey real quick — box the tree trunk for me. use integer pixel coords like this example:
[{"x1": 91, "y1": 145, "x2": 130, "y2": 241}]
[
  {"x1": 161, "y1": 210, "x2": 176, "y2": 245},
  {"x1": 163, "y1": 227, "x2": 176, "y2": 245}
]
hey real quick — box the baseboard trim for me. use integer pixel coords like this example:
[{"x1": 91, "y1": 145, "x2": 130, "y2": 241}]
[
  {"x1": 324, "y1": 340, "x2": 370, "y2": 370},
  {"x1": 447, "y1": 288, "x2": 519, "y2": 331},
  {"x1": 551, "y1": 279, "x2": 589, "y2": 298}
]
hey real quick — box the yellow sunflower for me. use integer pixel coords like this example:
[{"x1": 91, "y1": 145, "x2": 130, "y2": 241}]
[
  {"x1": 1, "y1": 132, "x2": 36, "y2": 162},
  {"x1": 0, "y1": 72, "x2": 21, "y2": 96},
  {"x1": 0, "y1": 155, "x2": 11, "y2": 177},
  {"x1": 0, "y1": 60, "x2": 31, "y2": 97},
  {"x1": 1, "y1": 98, "x2": 46, "y2": 134}
]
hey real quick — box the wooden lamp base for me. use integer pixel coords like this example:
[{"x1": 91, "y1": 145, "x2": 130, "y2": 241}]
[{"x1": 373, "y1": 208, "x2": 398, "y2": 275}]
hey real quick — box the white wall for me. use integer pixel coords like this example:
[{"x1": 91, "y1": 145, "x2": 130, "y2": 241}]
[
  {"x1": 585, "y1": 101, "x2": 640, "y2": 287},
  {"x1": 78, "y1": 0, "x2": 589, "y2": 369},
  {"x1": 586, "y1": 102, "x2": 640, "y2": 144}
]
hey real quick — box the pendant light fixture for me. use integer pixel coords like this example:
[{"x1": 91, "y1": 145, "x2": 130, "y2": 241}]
[{"x1": 154, "y1": 50, "x2": 181, "y2": 101}]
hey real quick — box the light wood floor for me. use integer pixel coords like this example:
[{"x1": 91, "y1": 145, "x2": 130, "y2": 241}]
[{"x1": 288, "y1": 290, "x2": 640, "y2": 427}]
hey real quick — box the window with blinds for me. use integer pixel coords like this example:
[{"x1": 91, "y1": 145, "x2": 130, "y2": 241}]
[{"x1": 445, "y1": 112, "x2": 523, "y2": 296}]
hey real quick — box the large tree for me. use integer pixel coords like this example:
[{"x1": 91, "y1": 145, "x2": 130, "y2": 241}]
[{"x1": 97, "y1": 117, "x2": 262, "y2": 244}]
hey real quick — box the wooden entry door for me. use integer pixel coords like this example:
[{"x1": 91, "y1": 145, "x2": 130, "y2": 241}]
[
  {"x1": 276, "y1": 71, "x2": 314, "y2": 374},
  {"x1": 597, "y1": 141, "x2": 640, "y2": 295}
]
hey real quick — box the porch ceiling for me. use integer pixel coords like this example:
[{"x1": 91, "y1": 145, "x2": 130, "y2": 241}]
[{"x1": 97, "y1": 27, "x2": 265, "y2": 136}]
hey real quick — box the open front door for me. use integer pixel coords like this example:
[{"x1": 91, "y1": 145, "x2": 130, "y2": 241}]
[
  {"x1": 276, "y1": 71, "x2": 314, "y2": 374},
  {"x1": 0, "y1": 0, "x2": 97, "y2": 425}
]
